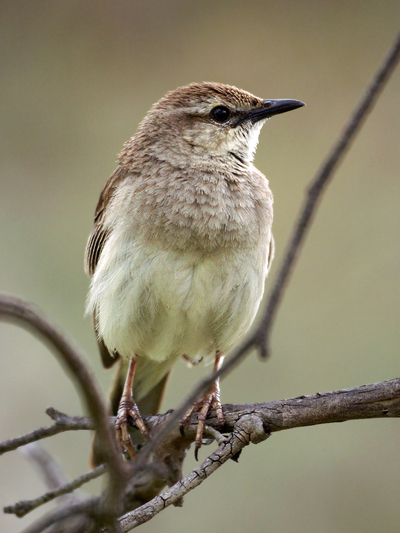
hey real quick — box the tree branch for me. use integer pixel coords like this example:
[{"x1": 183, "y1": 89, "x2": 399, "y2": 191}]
[
  {"x1": 130, "y1": 377, "x2": 400, "y2": 435},
  {"x1": 5, "y1": 463, "x2": 106, "y2": 518},
  {"x1": 4, "y1": 377, "x2": 399, "y2": 523},
  {"x1": 119, "y1": 414, "x2": 268, "y2": 531},
  {"x1": 119, "y1": 377, "x2": 400, "y2": 531},
  {"x1": 0, "y1": 293, "x2": 128, "y2": 528},
  {"x1": 0, "y1": 409, "x2": 93, "y2": 456}
]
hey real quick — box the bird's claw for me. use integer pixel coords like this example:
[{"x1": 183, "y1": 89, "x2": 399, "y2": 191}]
[
  {"x1": 180, "y1": 383, "x2": 225, "y2": 460},
  {"x1": 115, "y1": 396, "x2": 148, "y2": 460}
]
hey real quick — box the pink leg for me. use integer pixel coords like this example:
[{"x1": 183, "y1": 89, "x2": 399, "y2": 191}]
[
  {"x1": 115, "y1": 358, "x2": 148, "y2": 459},
  {"x1": 180, "y1": 352, "x2": 225, "y2": 459}
]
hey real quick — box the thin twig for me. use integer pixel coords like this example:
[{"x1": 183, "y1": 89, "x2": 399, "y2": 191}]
[
  {"x1": 21, "y1": 443, "x2": 69, "y2": 492},
  {"x1": 45, "y1": 407, "x2": 94, "y2": 428},
  {"x1": 19, "y1": 498, "x2": 100, "y2": 533},
  {"x1": 0, "y1": 415, "x2": 92, "y2": 455},
  {"x1": 0, "y1": 426, "x2": 72, "y2": 456},
  {"x1": 5, "y1": 465, "x2": 106, "y2": 518},
  {"x1": 256, "y1": 28, "x2": 400, "y2": 358}
]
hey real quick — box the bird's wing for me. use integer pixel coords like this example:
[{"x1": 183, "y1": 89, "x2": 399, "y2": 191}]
[
  {"x1": 85, "y1": 166, "x2": 172, "y2": 396},
  {"x1": 84, "y1": 166, "x2": 128, "y2": 276},
  {"x1": 85, "y1": 167, "x2": 129, "y2": 368},
  {"x1": 86, "y1": 167, "x2": 172, "y2": 468}
]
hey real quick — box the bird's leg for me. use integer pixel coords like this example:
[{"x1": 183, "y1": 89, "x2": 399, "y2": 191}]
[
  {"x1": 115, "y1": 357, "x2": 148, "y2": 459},
  {"x1": 180, "y1": 352, "x2": 225, "y2": 459}
]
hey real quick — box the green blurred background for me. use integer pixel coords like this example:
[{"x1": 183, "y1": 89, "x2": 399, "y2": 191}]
[{"x1": 1, "y1": 1, "x2": 400, "y2": 532}]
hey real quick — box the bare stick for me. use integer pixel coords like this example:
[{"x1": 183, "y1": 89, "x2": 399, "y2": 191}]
[
  {"x1": 118, "y1": 377, "x2": 400, "y2": 437},
  {"x1": 256, "y1": 29, "x2": 400, "y2": 358},
  {"x1": 114, "y1": 374, "x2": 400, "y2": 482},
  {"x1": 0, "y1": 426, "x2": 74, "y2": 455},
  {"x1": 45, "y1": 406, "x2": 94, "y2": 428},
  {"x1": 19, "y1": 498, "x2": 99, "y2": 533},
  {"x1": 0, "y1": 411, "x2": 93, "y2": 455},
  {"x1": 5, "y1": 465, "x2": 106, "y2": 518}
]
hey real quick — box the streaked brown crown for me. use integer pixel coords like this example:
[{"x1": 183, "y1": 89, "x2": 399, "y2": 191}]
[{"x1": 153, "y1": 82, "x2": 263, "y2": 111}]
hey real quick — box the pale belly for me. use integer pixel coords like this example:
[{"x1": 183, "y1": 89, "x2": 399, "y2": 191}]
[{"x1": 88, "y1": 236, "x2": 268, "y2": 363}]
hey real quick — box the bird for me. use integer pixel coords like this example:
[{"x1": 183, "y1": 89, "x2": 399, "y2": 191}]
[{"x1": 85, "y1": 82, "x2": 304, "y2": 462}]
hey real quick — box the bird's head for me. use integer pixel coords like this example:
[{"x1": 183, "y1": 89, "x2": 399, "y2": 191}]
[{"x1": 121, "y1": 82, "x2": 304, "y2": 167}]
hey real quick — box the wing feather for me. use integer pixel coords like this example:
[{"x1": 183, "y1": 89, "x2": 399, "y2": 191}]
[
  {"x1": 85, "y1": 166, "x2": 129, "y2": 368},
  {"x1": 84, "y1": 166, "x2": 128, "y2": 276}
]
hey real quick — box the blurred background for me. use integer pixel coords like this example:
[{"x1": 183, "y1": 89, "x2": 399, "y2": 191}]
[{"x1": 1, "y1": 1, "x2": 400, "y2": 531}]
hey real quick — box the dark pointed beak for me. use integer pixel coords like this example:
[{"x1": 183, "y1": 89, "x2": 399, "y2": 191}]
[{"x1": 249, "y1": 99, "x2": 305, "y2": 123}]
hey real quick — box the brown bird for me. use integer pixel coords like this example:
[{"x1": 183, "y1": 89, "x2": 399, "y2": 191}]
[{"x1": 85, "y1": 82, "x2": 304, "y2": 462}]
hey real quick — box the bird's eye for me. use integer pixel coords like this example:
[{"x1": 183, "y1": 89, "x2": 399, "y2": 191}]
[{"x1": 210, "y1": 105, "x2": 231, "y2": 123}]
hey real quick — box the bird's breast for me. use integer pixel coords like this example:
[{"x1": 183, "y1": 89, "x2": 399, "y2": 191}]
[
  {"x1": 110, "y1": 165, "x2": 273, "y2": 253},
  {"x1": 89, "y1": 164, "x2": 273, "y2": 360},
  {"x1": 89, "y1": 234, "x2": 270, "y2": 362}
]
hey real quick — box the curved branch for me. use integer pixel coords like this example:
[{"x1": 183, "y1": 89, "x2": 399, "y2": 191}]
[{"x1": 0, "y1": 293, "x2": 128, "y2": 520}]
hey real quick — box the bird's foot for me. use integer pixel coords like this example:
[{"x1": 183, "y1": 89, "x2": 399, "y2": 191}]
[
  {"x1": 180, "y1": 381, "x2": 225, "y2": 460},
  {"x1": 115, "y1": 396, "x2": 149, "y2": 460}
]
